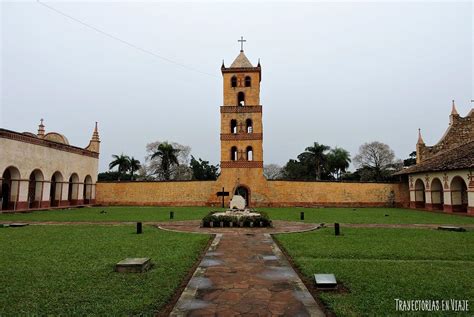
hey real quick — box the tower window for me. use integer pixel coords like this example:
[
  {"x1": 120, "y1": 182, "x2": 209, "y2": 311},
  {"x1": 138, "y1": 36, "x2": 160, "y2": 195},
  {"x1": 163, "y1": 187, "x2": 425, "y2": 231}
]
[
  {"x1": 246, "y1": 146, "x2": 253, "y2": 161},
  {"x1": 231, "y1": 76, "x2": 237, "y2": 88},
  {"x1": 246, "y1": 119, "x2": 253, "y2": 133},
  {"x1": 231, "y1": 146, "x2": 238, "y2": 161},
  {"x1": 230, "y1": 119, "x2": 237, "y2": 134},
  {"x1": 245, "y1": 76, "x2": 251, "y2": 87},
  {"x1": 237, "y1": 92, "x2": 245, "y2": 106}
]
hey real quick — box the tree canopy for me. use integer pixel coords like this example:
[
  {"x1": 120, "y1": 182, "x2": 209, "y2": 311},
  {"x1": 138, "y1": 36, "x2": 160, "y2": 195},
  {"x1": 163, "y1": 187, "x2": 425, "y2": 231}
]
[
  {"x1": 353, "y1": 141, "x2": 402, "y2": 181},
  {"x1": 190, "y1": 156, "x2": 219, "y2": 180},
  {"x1": 281, "y1": 142, "x2": 351, "y2": 181}
]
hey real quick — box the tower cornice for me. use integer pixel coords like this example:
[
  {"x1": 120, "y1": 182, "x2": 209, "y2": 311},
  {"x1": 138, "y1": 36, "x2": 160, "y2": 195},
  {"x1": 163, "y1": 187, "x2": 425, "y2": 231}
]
[
  {"x1": 220, "y1": 106, "x2": 262, "y2": 113},
  {"x1": 221, "y1": 133, "x2": 263, "y2": 141}
]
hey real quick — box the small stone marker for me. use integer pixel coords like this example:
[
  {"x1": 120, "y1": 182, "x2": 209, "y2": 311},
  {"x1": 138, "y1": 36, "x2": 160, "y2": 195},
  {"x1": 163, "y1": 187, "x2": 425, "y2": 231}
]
[
  {"x1": 437, "y1": 226, "x2": 466, "y2": 232},
  {"x1": 9, "y1": 223, "x2": 29, "y2": 228},
  {"x1": 335, "y1": 223, "x2": 340, "y2": 236},
  {"x1": 136, "y1": 222, "x2": 142, "y2": 234},
  {"x1": 314, "y1": 274, "x2": 337, "y2": 289},
  {"x1": 115, "y1": 258, "x2": 151, "y2": 273},
  {"x1": 230, "y1": 195, "x2": 246, "y2": 209}
]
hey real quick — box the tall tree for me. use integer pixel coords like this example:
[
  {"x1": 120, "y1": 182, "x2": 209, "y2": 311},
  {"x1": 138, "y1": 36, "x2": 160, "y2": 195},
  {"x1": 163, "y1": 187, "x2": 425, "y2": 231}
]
[
  {"x1": 327, "y1": 147, "x2": 351, "y2": 180},
  {"x1": 263, "y1": 164, "x2": 283, "y2": 180},
  {"x1": 190, "y1": 156, "x2": 219, "y2": 180},
  {"x1": 140, "y1": 141, "x2": 191, "y2": 180},
  {"x1": 151, "y1": 142, "x2": 180, "y2": 180},
  {"x1": 303, "y1": 142, "x2": 330, "y2": 180},
  {"x1": 403, "y1": 151, "x2": 417, "y2": 167},
  {"x1": 354, "y1": 141, "x2": 398, "y2": 181},
  {"x1": 108, "y1": 154, "x2": 130, "y2": 181},
  {"x1": 128, "y1": 157, "x2": 141, "y2": 180}
]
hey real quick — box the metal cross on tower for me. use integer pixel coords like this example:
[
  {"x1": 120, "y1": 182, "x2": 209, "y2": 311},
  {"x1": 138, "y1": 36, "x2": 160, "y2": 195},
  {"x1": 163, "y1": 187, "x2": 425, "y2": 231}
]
[{"x1": 238, "y1": 36, "x2": 246, "y2": 52}]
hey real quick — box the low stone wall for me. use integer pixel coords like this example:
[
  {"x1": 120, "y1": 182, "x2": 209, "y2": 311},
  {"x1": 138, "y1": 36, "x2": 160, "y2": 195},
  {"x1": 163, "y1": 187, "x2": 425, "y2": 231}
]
[
  {"x1": 96, "y1": 181, "x2": 216, "y2": 206},
  {"x1": 96, "y1": 180, "x2": 409, "y2": 208},
  {"x1": 264, "y1": 181, "x2": 409, "y2": 207}
]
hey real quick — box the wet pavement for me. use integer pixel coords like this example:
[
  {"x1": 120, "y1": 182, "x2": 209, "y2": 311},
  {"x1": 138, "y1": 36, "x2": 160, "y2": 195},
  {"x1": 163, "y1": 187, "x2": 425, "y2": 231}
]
[{"x1": 169, "y1": 223, "x2": 325, "y2": 317}]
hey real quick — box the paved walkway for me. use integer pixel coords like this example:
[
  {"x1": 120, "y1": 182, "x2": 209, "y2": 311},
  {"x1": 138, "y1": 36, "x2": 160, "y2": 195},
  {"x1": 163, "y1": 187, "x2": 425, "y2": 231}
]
[{"x1": 166, "y1": 222, "x2": 325, "y2": 317}]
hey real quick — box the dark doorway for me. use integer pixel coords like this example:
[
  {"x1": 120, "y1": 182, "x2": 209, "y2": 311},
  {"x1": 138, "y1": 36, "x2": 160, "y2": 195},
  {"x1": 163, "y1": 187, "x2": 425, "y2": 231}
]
[
  {"x1": 1, "y1": 169, "x2": 12, "y2": 210},
  {"x1": 234, "y1": 186, "x2": 249, "y2": 207},
  {"x1": 50, "y1": 175, "x2": 57, "y2": 207},
  {"x1": 28, "y1": 173, "x2": 36, "y2": 208}
]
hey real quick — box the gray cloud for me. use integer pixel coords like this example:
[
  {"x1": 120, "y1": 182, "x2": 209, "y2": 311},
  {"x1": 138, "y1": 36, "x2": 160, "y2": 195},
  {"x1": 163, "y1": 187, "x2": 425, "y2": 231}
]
[{"x1": 1, "y1": 2, "x2": 472, "y2": 171}]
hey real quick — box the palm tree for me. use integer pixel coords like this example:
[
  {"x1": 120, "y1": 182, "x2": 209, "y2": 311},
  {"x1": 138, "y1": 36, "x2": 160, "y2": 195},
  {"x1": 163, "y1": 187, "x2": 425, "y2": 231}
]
[
  {"x1": 109, "y1": 154, "x2": 130, "y2": 181},
  {"x1": 151, "y1": 142, "x2": 180, "y2": 180},
  {"x1": 129, "y1": 157, "x2": 141, "y2": 181},
  {"x1": 304, "y1": 142, "x2": 330, "y2": 180},
  {"x1": 328, "y1": 147, "x2": 351, "y2": 180}
]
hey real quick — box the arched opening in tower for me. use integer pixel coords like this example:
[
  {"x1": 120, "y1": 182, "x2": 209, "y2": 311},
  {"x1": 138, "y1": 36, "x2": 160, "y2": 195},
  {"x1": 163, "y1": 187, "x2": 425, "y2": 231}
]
[
  {"x1": 230, "y1": 119, "x2": 237, "y2": 134},
  {"x1": 246, "y1": 119, "x2": 253, "y2": 133},
  {"x1": 237, "y1": 92, "x2": 245, "y2": 106},
  {"x1": 230, "y1": 146, "x2": 238, "y2": 161},
  {"x1": 245, "y1": 76, "x2": 251, "y2": 87},
  {"x1": 234, "y1": 186, "x2": 249, "y2": 207},
  {"x1": 246, "y1": 146, "x2": 253, "y2": 161}
]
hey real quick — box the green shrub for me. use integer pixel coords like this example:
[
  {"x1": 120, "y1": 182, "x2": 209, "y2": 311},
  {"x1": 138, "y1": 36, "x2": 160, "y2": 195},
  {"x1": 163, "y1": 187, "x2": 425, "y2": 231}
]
[{"x1": 201, "y1": 210, "x2": 272, "y2": 227}]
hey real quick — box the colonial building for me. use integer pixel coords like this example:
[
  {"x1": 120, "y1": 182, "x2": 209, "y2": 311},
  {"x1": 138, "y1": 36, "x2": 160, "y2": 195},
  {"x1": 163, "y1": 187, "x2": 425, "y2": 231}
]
[
  {"x1": 0, "y1": 120, "x2": 100, "y2": 211},
  {"x1": 396, "y1": 102, "x2": 473, "y2": 214}
]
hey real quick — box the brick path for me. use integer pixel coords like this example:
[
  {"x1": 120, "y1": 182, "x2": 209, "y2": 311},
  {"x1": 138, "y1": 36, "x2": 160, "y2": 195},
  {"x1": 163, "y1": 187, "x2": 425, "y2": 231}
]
[{"x1": 168, "y1": 225, "x2": 325, "y2": 317}]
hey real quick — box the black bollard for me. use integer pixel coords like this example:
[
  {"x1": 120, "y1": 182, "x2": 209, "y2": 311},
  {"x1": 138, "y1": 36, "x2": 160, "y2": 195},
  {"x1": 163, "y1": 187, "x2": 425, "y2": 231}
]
[
  {"x1": 137, "y1": 222, "x2": 143, "y2": 234},
  {"x1": 335, "y1": 223, "x2": 340, "y2": 236},
  {"x1": 300, "y1": 211, "x2": 305, "y2": 221},
  {"x1": 170, "y1": 211, "x2": 174, "y2": 219}
]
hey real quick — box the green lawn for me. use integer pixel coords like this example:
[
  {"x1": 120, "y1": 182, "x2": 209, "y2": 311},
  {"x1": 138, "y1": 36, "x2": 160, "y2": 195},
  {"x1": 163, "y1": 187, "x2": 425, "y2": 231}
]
[
  {"x1": 262, "y1": 207, "x2": 474, "y2": 225},
  {"x1": 1, "y1": 206, "x2": 473, "y2": 225},
  {"x1": 0, "y1": 225, "x2": 210, "y2": 315},
  {"x1": 276, "y1": 228, "x2": 474, "y2": 316},
  {"x1": 0, "y1": 206, "x2": 216, "y2": 222}
]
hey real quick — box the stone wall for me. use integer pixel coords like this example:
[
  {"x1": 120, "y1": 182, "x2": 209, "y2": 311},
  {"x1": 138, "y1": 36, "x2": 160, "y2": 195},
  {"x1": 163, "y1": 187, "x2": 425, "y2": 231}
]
[
  {"x1": 264, "y1": 181, "x2": 409, "y2": 207},
  {"x1": 96, "y1": 181, "x2": 216, "y2": 206},
  {"x1": 96, "y1": 179, "x2": 409, "y2": 208}
]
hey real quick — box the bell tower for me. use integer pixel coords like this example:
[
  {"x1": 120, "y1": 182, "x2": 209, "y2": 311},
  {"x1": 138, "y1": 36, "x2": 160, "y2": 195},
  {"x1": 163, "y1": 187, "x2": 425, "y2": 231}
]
[
  {"x1": 220, "y1": 40, "x2": 263, "y2": 172},
  {"x1": 212, "y1": 38, "x2": 269, "y2": 208}
]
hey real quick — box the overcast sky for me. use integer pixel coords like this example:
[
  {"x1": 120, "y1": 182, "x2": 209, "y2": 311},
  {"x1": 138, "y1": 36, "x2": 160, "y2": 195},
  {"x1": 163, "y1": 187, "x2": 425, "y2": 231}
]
[{"x1": 1, "y1": 1, "x2": 472, "y2": 172}]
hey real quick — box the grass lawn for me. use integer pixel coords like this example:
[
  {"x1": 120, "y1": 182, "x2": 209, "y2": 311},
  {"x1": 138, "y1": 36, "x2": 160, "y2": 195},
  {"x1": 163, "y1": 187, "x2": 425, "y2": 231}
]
[
  {"x1": 261, "y1": 207, "x2": 474, "y2": 225},
  {"x1": 276, "y1": 227, "x2": 474, "y2": 316},
  {"x1": 0, "y1": 225, "x2": 210, "y2": 315},
  {"x1": 0, "y1": 206, "x2": 216, "y2": 222},
  {"x1": 0, "y1": 206, "x2": 473, "y2": 225}
]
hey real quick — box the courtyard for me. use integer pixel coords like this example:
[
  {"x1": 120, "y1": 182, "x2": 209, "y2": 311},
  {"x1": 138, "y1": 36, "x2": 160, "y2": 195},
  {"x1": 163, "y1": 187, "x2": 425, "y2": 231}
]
[
  {"x1": 2, "y1": 1, "x2": 473, "y2": 315},
  {"x1": 1, "y1": 207, "x2": 473, "y2": 316}
]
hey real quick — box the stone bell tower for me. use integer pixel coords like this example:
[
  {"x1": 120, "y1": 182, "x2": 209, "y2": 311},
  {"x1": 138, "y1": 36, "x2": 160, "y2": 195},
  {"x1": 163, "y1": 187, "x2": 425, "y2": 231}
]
[{"x1": 215, "y1": 38, "x2": 267, "y2": 207}]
